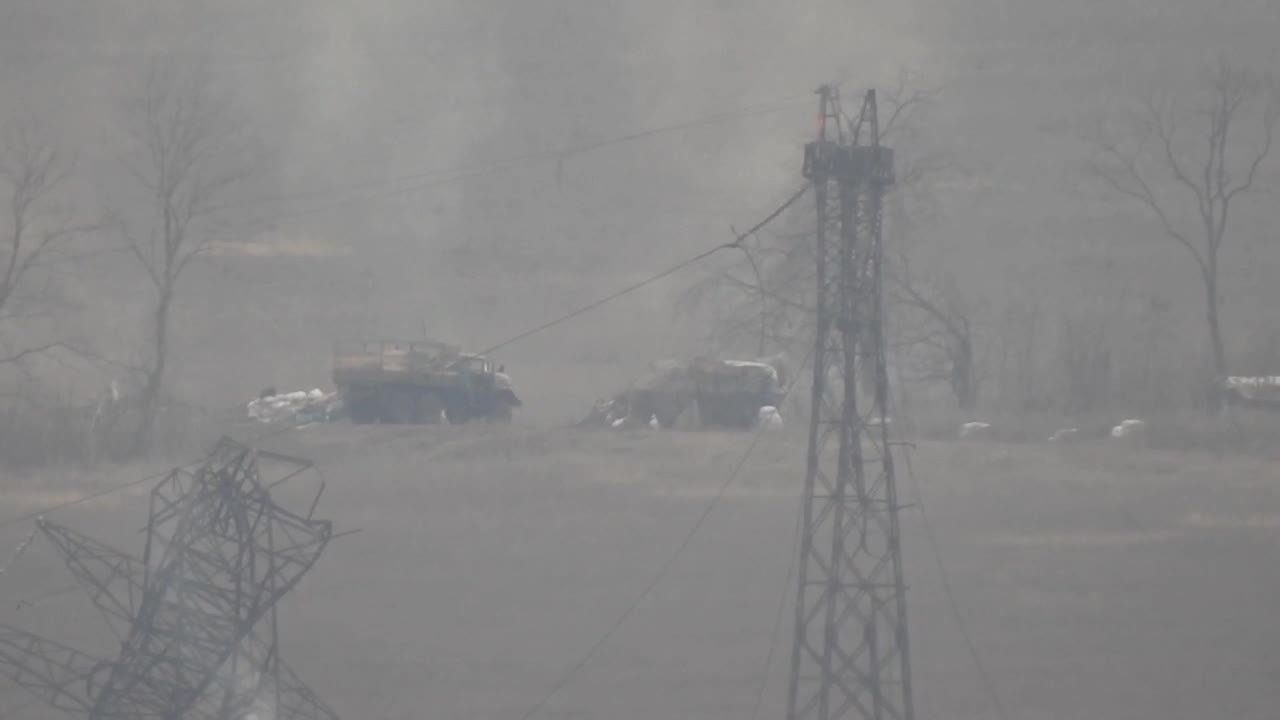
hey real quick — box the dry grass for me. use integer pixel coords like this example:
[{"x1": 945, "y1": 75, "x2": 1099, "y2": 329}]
[
  {"x1": 0, "y1": 400, "x2": 224, "y2": 470},
  {"x1": 1, "y1": 422, "x2": 1278, "y2": 719},
  {"x1": 907, "y1": 404, "x2": 1280, "y2": 458}
]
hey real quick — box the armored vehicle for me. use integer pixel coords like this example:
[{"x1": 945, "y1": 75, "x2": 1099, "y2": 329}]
[
  {"x1": 586, "y1": 356, "x2": 785, "y2": 429},
  {"x1": 332, "y1": 339, "x2": 520, "y2": 424}
]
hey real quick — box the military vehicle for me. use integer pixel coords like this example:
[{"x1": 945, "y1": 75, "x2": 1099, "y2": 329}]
[
  {"x1": 584, "y1": 356, "x2": 786, "y2": 429},
  {"x1": 1222, "y1": 375, "x2": 1280, "y2": 410},
  {"x1": 688, "y1": 357, "x2": 786, "y2": 427},
  {"x1": 332, "y1": 339, "x2": 520, "y2": 424}
]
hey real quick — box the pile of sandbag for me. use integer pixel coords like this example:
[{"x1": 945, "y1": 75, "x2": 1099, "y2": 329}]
[
  {"x1": 247, "y1": 389, "x2": 342, "y2": 425},
  {"x1": 758, "y1": 406, "x2": 784, "y2": 430}
]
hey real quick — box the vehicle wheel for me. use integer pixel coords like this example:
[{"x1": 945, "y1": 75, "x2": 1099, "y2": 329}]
[
  {"x1": 695, "y1": 397, "x2": 719, "y2": 427},
  {"x1": 655, "y1": 406, "x2": 682, "y2": 429},
  {"x1": 444, "y1": 402, "x2": 469, "y2": 425},
  {"x1": 418, "y1": 392, "x2": 445, "y2": 424},
  {"x1": 385, "y1": 391, "x2": 418, "y2": 424},
  {"x1": 487, "y1": 403, "x2": 513, "y2": 423},
  {"x1": 348, "y1": 398, "x2": 378, "y2": 424},
  {"x1": 732, "y1": 398, "x2": 759, "y2": 429}
]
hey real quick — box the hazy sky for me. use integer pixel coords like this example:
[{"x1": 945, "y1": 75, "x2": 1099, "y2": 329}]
[{"x1": 3, "y1": 1, "x2": 1279, "y2": 406}]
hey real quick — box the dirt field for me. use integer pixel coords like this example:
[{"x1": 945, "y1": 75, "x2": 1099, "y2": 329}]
[{"x1": 2, "y1": 424, "x2": 1280, "y2": 720}]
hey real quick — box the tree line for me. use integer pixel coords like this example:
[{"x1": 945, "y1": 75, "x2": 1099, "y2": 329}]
[
  {"x1": 683, "y1": 60, "x2": 1279, "y2": 420},
  {"x1": 0, "y1": 59, "x2": 258, "y2": 463}
]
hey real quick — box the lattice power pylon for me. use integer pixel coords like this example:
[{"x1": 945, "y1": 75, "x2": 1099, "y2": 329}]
[
  {"x1": 785, "y1": 86, "x2": 914, "y2": 720},
  {"x1": 0, "y1": 437, "x2": 339, "y2": 720}
]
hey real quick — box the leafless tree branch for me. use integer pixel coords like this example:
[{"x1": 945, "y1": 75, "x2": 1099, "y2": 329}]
[
  {"x1": 1089, "y1": 140, "x2": 1209, "y2": 273},
  {"x1": 0, "y1": 341, "x2": 69, "y2": 365},
  {"x1": 1089, "y1": 59, "x2": 1277, "y2": 386},
  {"x1": 120, "y1": 57, "x2": 258, "y2": 456},
  {"x1": 877, "y1": 69, "x2": 942, "y2": 143}
]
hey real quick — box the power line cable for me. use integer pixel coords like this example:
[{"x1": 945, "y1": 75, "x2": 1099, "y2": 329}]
[
  {"x1": 0, "y1": 186, "x2": 808, "y2": 536},
  {"x1": 478, "y1": 183, "x2": 809, "y2": 357},
  {"x1": 514, "y1": 339, "x2": 814, "y2": 720},
  {"x1": 0, "y1": 407, "x2": 320, "y2": 534},
  {"x1": 476, "y1": 243, "x2": 732, "y2": 358},
  {"x1": 0, "y1": 470, "x2": 169, "y2": 533},
  {"x1": 217, "y1": 95, "x2": 809, "y2": 216},
  {"x1": 35, "y1": 99, "x2": 811, "y2": 364},
  {"x1": 0, "y1": 700, "x2": 36, "y2": 720},
  {"x1": 43, "y1": 97, "x2": 810, "y2": 272},
  {"x1": 0, "y1": 182, "x2": 808, "y2": 611},
  {"x1": 0, "y1": 531, "x2": 35, "y2": 576},
  {"x1": 14, "y1": 583, "x2": 80, "y2": 611},
  {"x1": 748, "y1": 475, "x2": 806, "y2": 720},
  {"x1": 1, "y1": 180, "x2": 809, "y2": 710},
  {"x1": 901, "y1": 446, "x2": 1013, "y2": 720},
  {"x1": 43, "y1": 104, "x2": 808, "y2": 335}
]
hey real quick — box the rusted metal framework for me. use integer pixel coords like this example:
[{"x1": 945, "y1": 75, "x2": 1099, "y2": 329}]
[
  {"x1": 786, "y1": 87, "x2": 914, "y2": 720},
  {"x1": 0, "y1": 438, "x2": 338, "y2": 720}
]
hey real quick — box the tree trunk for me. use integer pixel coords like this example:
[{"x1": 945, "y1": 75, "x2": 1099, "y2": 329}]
[
  {"x1": 1203, "y1": 257, "x2": 1228, "y2": 410},
  {"x1": 950, "y1": 335, "x2": 977, "y2": 411},
  {"x1": 131, "y1": 288, "x2": 172, "y2": 457},
  {"x1": 1205, "y1": 277, "x2": 1227, "y2": 379}
]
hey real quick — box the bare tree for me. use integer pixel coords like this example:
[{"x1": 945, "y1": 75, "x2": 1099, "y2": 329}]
[
  {"x1": 991, "y1": 298, "x2": 1046, "y2": 413},
  {"x1": 676, "y1": 74, "x2": 989, "y2": 416},
  {"x1": 873, "y1": 76, "x2": 982, "y2": 410},
  {"x1": 888, "y1": 258, "x2": 980, "y2": 410},
  {"x1": 676, "y1": 220, "x2": 815, "y2": 358},
  {"x1": 678, "y1": 73, "x2": 960, "y2": 371},
  {"x1": 1091, "y1": 59, "x2": 1279, "y2": 392},
  {"x1": 123, "y1": 61, "x2": 257, "y2": 455},
  {"x1": 0, "y1": 124, "x2": 86, "y2": 367},
  {"x1": 1056, "y1": 309, "x2": 1112, "y2": 414}
]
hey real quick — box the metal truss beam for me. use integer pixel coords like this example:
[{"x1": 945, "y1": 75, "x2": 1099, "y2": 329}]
[{"x1": 786, "y1": 87, "x2": 914, "y2": 720}]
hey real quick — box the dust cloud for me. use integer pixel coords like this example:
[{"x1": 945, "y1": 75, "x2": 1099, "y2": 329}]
[{"x1": 2, "y1": 2, "x2": 1280, "y2": 719}]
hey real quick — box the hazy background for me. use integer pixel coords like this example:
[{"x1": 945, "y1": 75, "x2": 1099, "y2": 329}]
[
  {"x1": 2, "y1": 0, "x2": 1279, "y2": 424},
  {"x1": 5, "y1": 6, "x2": 1280, "y2": 719}
]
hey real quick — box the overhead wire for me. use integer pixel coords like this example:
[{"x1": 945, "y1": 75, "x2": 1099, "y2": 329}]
[
  {"x1": 0, "y1": 185, "x2": 809, "y2": 536},
  {"x1": 0, "y1": 470, "x2": 169, "y2": 534},
  {"x1": 738, "y1": 321, "x2": 907, "y2": 720},
  {"x1": 40, "y1": 94, "x2": 809, "y2": 277},
  {"x1": 476, "y1": 243, "x2": 733, "y2": 358},
  {"x1": 218, "y1": 94, "x2": 810, "y2": 216},
  {"x1": 0, "y1": 165, "x2": 813, "y2": 720},
  {"x1": 0, "y1": 185, "x2": 812, "y2": 632},
  {"x1": 901, "y1": 446, "x2": 1013, "y2": 720},
  {"x1": 27, "y1": 94, "x2": 810, "y2": 384},
  {"x1": 1, "y1": 180, "x2": 818, "y2": 718},
  {"x1": 0, "y1": 82, "x2": 836, "y2": 718},
  {"x1": 478, "y1": 183, "x2": 809, "y2": 357},
  {"x1": 2, "y1": 178, "x2": 806, "y2": 710},
  {"x1": 0, "y1": 409, "x2": 326, "y2": 535},
  {"x1": 2, "y1": 431, "x2": 345, "y2": 615},
  {"x1": 35, "y1": 97, "x2": 811, "y2": 376},
  {"x1": 223, "y1": 103, "x2": 810, "y2": 249},
  {"x1": 0, "y1": 530, "x2": 35, "y2": 575},
  {"x1": 514, "y1": 336, "x2": 814, "y2": 720},
  {"x1": 747, "y1": 471, "x2": 806, "y2": 720}
]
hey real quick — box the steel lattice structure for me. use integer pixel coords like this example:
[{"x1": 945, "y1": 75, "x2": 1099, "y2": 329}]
[
  {"x1": 0, "y1": 438, "x2": 339, "y2": 720},
  {"x1": 785, "y1": 87, "x2": 915, "y2": 720}
]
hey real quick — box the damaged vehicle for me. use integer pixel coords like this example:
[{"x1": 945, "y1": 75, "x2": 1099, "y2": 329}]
[
  {"x1": 583, "y1": 355, "x2": 786, "y2": 430},
  {"x1": 1221, "y1": 376, "x2": 1280, "y2": 410},
  {"x1": 332, "y1": 339, "x2": 521, "y2": 424}
]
